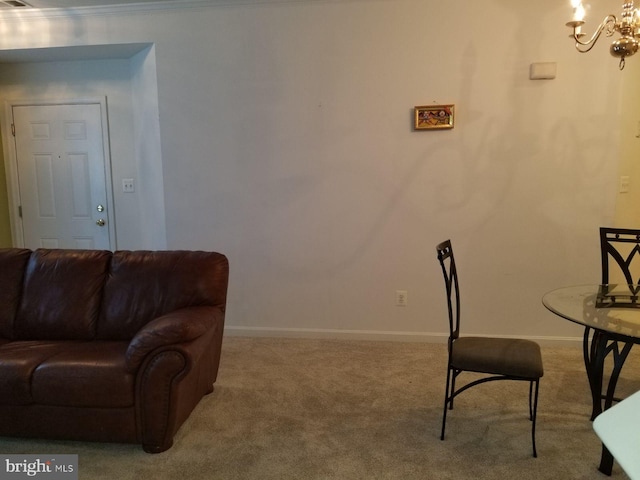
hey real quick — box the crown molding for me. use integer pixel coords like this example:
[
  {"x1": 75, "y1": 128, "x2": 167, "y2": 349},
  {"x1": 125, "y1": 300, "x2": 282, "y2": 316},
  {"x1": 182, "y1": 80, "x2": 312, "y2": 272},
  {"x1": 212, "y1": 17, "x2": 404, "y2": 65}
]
[{"x1": 0, "y1": 0, "x2": 322, "y2": 19}]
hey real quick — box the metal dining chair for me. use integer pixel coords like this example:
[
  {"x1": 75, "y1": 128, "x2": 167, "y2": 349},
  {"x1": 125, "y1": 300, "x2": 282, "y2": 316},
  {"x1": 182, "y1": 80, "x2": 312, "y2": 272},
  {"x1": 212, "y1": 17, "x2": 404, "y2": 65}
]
[
  {"x1": 436, "y1": 239, "x2": 544, "y2": 457},
  {"x1": 589, "y1": 228, "x2": 640, "y2": 413},
  {"x1": 581, "y1": 227, "x2": 640, "y2": 475}
]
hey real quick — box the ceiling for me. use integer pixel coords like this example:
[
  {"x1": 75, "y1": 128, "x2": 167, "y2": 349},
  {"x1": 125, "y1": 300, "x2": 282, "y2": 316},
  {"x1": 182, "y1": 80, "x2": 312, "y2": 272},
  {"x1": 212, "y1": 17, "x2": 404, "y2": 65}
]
[
  {"x1": 0, "y1": 0, "x2": 174, "y2": 8},
  {"x1": 0, "y1": 0, "x2": 284, "y2": 11}
]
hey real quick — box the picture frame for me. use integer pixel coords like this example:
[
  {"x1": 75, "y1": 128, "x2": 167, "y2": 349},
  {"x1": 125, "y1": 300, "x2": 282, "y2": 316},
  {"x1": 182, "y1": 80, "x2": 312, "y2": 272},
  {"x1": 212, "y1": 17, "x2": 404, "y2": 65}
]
[{"x1": 414, "y1": 104, "x2": 454, "y2": 130}]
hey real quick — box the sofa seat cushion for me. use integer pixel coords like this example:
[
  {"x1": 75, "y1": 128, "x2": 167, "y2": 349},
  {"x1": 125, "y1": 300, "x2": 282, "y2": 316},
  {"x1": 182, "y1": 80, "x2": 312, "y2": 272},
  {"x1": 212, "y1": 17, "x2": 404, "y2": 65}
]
[{"x1": 0, "y1": 341, "x2": 134, "y2": 408}]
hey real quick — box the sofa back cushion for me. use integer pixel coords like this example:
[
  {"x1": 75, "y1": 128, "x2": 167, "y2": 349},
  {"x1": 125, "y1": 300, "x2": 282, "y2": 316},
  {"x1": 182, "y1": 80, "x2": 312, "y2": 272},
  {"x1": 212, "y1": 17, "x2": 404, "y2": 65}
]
[
  {"x1": 0, "y1": 248, "x2": 32, "y2": 339},
  {"x1": 97, "y1": 250, "x2": 229, "y2": 340},
  {"x1": 14, "y1": 249, "x2": 112, "y2": 340}
]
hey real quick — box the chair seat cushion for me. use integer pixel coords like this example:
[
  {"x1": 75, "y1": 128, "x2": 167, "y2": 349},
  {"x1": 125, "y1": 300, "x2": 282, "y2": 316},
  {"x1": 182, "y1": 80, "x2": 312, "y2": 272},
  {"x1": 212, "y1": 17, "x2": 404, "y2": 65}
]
[{"x1": 451, "y1": 336, "x2": 544, "y2": 379}]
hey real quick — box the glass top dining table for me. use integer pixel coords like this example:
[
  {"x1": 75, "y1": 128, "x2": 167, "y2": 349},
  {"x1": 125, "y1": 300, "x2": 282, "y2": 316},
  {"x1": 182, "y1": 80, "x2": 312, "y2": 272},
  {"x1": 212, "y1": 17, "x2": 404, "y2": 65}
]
[
  {"x1": 542, "y1": 284, "x2": 640, "y2": 338},
  {"x1": 542, "y1": 284, "x2": 640, "y2": 476}
]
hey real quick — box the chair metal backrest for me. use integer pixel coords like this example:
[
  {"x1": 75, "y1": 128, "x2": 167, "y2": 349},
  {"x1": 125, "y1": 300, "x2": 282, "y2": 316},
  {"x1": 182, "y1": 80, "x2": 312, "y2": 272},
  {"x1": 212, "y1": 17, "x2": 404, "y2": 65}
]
[
  {"x1": 436, "y1": 240, "x2": 460, "y2": 342},
  {"x1": 600, "y1": 228, "x2": 640, "y2": 289}
]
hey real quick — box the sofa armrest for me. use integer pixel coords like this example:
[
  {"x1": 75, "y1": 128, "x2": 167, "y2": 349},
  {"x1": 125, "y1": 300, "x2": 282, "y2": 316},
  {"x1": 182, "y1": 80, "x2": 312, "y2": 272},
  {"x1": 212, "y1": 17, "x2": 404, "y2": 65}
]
[{"x1": 125, "y1": 306, "x2": 222, "y2": 373}]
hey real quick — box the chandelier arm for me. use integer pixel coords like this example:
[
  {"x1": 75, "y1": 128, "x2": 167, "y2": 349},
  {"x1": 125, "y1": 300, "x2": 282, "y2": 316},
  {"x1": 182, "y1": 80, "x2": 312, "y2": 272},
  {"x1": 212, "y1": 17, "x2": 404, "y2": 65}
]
[{"x1": 573, "y1": 14, "x2": 618, "y2": 53}]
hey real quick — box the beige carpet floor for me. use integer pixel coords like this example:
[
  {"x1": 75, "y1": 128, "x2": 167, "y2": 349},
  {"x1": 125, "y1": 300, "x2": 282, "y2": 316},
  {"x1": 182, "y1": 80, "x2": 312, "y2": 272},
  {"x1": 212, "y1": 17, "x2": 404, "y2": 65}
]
[{"x1": 1, "y1": 336, "x2": 639, "y2": 479}]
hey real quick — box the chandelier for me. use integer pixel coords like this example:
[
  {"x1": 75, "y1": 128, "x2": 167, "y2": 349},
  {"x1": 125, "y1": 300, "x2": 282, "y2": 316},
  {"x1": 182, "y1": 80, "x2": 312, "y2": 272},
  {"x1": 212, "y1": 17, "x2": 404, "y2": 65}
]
[{"x1": 566, "y1": 0, "x2": 640, "y2": 70}]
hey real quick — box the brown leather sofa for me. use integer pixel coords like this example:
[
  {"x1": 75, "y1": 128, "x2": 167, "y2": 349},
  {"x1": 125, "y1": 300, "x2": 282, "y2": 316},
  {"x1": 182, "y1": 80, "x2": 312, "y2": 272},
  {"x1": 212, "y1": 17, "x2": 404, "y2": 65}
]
[{"x1": 0, "y1": 248, "x2": 229, "y2": 453}]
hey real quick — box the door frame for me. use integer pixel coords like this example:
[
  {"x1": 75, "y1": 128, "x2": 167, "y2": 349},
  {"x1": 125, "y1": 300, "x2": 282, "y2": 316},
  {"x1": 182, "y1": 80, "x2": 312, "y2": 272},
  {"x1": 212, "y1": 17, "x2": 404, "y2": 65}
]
[{"x1": 1, "y1": 97, "x2": 117, "y2": 249}]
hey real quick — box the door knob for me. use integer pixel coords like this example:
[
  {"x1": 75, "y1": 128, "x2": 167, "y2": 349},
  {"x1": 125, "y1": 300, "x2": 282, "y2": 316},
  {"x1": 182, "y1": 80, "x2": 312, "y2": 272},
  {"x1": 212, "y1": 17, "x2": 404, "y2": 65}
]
[{"x1": 96, "y1": 219, "x2": 106, "y2": 227}]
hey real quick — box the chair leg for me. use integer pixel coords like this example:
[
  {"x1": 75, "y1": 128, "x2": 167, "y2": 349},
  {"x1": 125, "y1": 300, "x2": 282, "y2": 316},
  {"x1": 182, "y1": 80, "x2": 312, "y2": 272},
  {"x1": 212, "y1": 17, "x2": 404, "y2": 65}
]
[
  {"x1": 441, "y1": 366, "x2": 452, "y2": 440},
  {"x1": 449, "y1": 369, "x2": 458, "y2": 410},
  {"x1": 530, "y1": 379, "x2": 540, "y2": 458},
  {"x1": 442, "y1": 369, "x2": 541, "y2": 458}
]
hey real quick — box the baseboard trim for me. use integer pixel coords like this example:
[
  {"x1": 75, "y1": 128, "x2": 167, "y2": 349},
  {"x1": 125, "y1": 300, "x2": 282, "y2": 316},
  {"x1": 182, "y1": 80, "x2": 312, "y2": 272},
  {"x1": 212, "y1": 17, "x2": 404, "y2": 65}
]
[{"x1": 224, "y1": 326, "x2": 583, "y2": 348}]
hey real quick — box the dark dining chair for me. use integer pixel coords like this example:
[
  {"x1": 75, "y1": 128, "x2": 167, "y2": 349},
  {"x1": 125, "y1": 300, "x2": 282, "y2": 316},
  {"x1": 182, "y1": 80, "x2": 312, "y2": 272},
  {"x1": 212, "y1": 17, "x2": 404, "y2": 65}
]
[
  {"x1": 589, "y1": 228, "x2": 640, "y2": 413},
  {"x1": 436, "y1": 239, "x2": 544, "y2": 457},
  {"x1": 588, "y1": 227, "x2": 640, "y2": 474}
]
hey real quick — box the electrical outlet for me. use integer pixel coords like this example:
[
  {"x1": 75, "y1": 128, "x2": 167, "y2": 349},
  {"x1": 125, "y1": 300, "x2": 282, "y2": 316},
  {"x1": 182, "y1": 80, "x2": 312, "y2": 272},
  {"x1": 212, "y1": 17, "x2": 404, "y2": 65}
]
[
  {"x1": 122, "y1": 178, "x2": 135, "y2": 193},
  {"x1": 619, "y1": 176, "x2": 630, "y2": 193},
  {"x1": 396, "y1": 290, "x2": 408, "y2": 307}
]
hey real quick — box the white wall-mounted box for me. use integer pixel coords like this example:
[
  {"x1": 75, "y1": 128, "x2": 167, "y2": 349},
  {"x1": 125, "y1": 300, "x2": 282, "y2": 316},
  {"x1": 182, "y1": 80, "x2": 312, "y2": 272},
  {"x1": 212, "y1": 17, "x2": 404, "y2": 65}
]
[{"x1": 529, "y1": 62, "x2": 557, "y2": 80}]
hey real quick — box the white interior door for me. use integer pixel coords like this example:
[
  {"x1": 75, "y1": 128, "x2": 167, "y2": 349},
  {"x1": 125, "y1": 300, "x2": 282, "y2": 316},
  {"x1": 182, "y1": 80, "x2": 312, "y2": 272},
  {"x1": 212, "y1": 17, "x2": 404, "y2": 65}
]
[{"x1": 12, "y1": 103, "x2": 113, "y2": 250}]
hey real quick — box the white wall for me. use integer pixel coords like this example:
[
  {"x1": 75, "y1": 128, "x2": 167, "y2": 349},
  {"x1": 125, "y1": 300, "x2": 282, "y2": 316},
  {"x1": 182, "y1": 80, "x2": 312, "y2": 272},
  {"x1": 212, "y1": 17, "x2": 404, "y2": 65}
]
[
  {"x1": 0, "y1": 0, "x2": 634, "y2": 343},
  {"x1": 130, "y1": 45, "x2": 167, "y2": 250},
  {"x1": 617, "y1": 51, "x2": 640, "y2": 226}
]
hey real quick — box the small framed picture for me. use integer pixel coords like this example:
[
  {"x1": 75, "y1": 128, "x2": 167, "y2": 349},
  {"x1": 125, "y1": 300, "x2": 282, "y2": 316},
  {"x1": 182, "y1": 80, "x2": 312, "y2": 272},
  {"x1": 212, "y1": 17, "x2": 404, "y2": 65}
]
[{"x1": 414, "y1": 105, "x2": 454, "y2": 130}]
